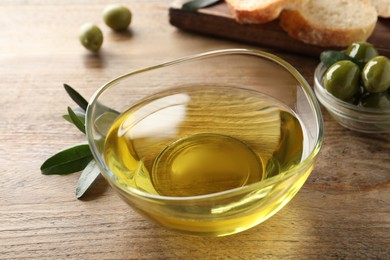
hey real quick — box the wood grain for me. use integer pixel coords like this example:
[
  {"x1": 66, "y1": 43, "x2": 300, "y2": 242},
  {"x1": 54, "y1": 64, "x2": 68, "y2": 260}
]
[
  {"x1": 170, "y1": 0, "x2": 390, "y2": 57},
  {"x1": 0, "y1": 0, "x2": 389, "y2": 259}
]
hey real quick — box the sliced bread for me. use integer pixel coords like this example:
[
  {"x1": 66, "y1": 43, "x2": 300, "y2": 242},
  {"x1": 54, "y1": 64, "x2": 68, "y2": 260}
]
[
  {"x1": 225, "y1": 0, "x2": 307, "y2": 24},
  {"x1": 279, "y1": 0, "x2": 378, "y2": 47},
  {"x1": 371, "y1": 0, "x2": 390, "y2": 18}
]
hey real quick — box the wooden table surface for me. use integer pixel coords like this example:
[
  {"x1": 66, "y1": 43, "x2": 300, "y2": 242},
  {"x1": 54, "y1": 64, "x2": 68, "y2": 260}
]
[{"x1": 1, "y1": 1, "x2": 389, "y2": 259}]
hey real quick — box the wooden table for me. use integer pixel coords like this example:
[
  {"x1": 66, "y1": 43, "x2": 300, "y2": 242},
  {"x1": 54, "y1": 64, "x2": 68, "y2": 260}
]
[{"x1": 1, "y1": 1, "x2": 389, "y2": 259}]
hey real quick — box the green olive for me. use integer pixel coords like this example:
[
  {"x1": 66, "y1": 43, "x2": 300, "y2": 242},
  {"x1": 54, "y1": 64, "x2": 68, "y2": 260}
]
[
  {"x1": 345, "y1": 42, "x2": 378, "y2": 63},
  {"x1": 79, "y1": 23, "x2": 103, "y2": 52},
  {"x1": 323, "y1": 60, "x2": 360, "y2": 101},
  {"x1": 362, "y1": 56, "x2": 390, "y2": 93},
  {"x1": 103, "y1": 4, "x2": 132, "y2": 31},
  {"x1": 360, "y1": 92, "x2": 390, "y2": 109}
]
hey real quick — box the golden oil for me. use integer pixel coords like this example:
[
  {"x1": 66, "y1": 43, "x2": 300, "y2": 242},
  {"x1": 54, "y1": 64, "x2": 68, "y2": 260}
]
[{"x1": 103, "y1": 86, "x2": 304, "y2": 197}]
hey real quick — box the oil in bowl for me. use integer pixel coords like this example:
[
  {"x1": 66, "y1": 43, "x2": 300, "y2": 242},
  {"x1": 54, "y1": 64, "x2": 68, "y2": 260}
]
[{"x1": 104, "y1": 85, "x2": 305, "y2": 197}]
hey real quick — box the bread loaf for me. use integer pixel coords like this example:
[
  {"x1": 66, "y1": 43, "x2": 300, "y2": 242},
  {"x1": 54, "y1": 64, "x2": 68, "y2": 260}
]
[
  {"x1": 279, "y1": 0, "x2": 377, "y2": 47},
  {"x1": 225, "y1": 0, "x2": 306, "y2": 24},
  {"x1": 371, "y1": 0, "x2": 390, "y2": 18}
]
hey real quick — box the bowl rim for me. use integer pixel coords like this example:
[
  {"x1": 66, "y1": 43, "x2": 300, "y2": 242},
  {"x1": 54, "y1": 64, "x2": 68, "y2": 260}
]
[{"x1": 86, "y1": 48, "x2": 324, "y2": 202}]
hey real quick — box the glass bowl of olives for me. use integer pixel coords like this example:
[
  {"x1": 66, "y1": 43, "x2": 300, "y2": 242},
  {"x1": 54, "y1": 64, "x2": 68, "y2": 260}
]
[{"x1": 314, "y1": 42, "x2": 390, "y2": 133}]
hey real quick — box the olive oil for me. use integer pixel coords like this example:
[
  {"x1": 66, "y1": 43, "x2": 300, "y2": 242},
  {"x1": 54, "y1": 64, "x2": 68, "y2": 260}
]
[
  {"x1": 152, "y1": 133, "x2": 263, "y2": 196},
  {"x1": 104, "y1": 86, "x2": 304, "y2": 197}
]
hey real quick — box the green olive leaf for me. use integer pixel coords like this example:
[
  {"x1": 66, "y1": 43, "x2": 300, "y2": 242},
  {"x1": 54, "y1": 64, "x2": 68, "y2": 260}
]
[
  {"x1": 68, "y1": 106, "x2": 86, "y2": 134},
  {"x1": 75, "y1": 160, "x2": 101, "y2": 199},
  {"x1": 265, "y1": 156, "x2": 280, "y2": 179},
  {"x1": 41, "y1": 85, "x2": 112, "y2": 199},
  {"x1": 265, "y1": 111, "x2": 303, "y2": 178},
  {"x1": 95, "y1": 102, "x2": 120, "y2": 116},
  {"x1": 320, "y1": 51, "x2": 351, "y2": 68},
  {"x1": 63, "y1": 108, "x2": 86, "y2": 125},
  {"x1": 64, "y1": 83, "x2": 89, "y2": 111},
  {"x1": 181, "y1": 0, "x2": 222, "y2": 11},
  {"x1": 320, "y1": 50, "x2": 365, "y2": 70},
  {"x1": 94, "y1": 111, "x2": 119, "y2": 136},
  {"x1": 41, "y1": 144, "x2": 93, "y2": 175}
]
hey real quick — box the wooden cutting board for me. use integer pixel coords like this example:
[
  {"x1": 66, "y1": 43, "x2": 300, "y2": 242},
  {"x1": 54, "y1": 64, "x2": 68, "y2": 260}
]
[{"x1": 169, "y1": 0, "x2": 390, "y2": 57}]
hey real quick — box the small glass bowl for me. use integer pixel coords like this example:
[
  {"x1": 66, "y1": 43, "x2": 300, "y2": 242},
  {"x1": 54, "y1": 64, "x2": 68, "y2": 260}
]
[
  {"x1": 86, "y1": 49, "x2": 323, "y2": 236},
  {"x1": 314, "y1": 52, "x2": 390, "y2": 133}
]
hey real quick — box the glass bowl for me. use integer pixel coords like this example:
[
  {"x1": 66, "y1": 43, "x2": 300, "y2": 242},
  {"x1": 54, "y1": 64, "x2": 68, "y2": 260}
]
[
  {"x1": 86, "y1": 49, "x2": 323, "y2": 236},
  {"x1": 314, "y1": 50, "x2": 390, "y2": 133}
]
